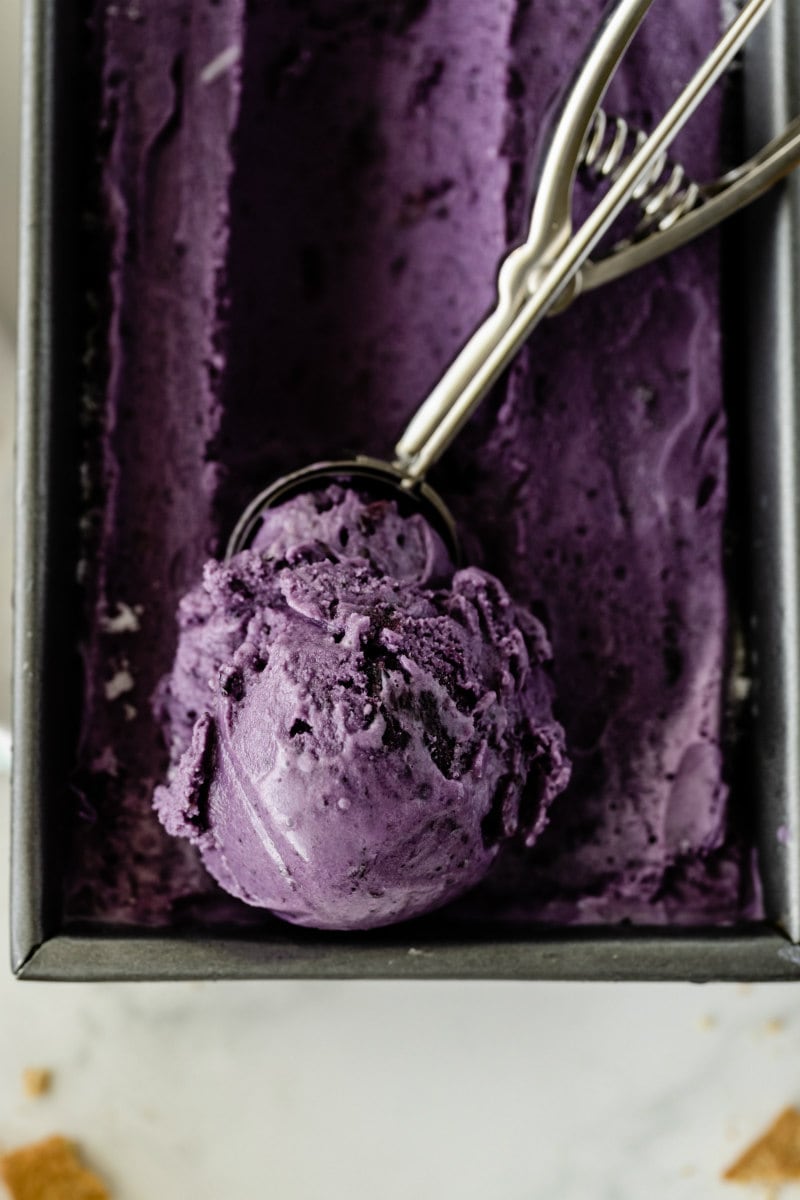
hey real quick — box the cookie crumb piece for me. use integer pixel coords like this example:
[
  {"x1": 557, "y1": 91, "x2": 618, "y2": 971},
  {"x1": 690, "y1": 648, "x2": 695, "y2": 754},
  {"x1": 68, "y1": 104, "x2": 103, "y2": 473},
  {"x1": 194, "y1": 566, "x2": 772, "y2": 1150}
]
[
  {"x1": 0, "y1": 1135, "x2": 110, "y2": 1199},
  {"x1": 21, "y1": 1067, "x2": 52, "y2": 1098},
  {"x1": 724, "y1": 1107, "x2": 800, "y2": 1186}
]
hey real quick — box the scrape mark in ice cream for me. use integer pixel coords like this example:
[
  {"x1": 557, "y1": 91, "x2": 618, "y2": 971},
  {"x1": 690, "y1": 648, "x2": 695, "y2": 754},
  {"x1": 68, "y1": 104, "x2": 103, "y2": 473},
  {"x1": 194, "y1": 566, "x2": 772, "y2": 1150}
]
[
  {"x1": 199, "y1": 44, "x2": 241, "y2": 85},
  {"x1": 104, "y1": 666, "x2": 134, "y2": 701},
  {"x1": 100, "y1": 602, "x2": 142, "y2": 633}
]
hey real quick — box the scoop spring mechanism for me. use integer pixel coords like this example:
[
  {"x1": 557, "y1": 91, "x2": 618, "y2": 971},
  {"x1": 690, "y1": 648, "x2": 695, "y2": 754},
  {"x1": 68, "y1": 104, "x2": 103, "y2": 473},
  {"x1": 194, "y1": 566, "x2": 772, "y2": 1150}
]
[{"x1": 581, "y1": 107, "x2": 702, "y2": 234}]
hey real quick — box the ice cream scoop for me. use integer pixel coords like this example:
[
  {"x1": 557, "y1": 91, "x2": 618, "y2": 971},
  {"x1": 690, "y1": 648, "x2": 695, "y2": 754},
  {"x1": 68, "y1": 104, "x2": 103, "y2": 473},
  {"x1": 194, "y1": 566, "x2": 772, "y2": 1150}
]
[
  {"x1": 155, "y1": 487, "x2": 569, "y2": 929},
  {"x1": 228, "y1": 0, "x2": 799, "y2": 560}
]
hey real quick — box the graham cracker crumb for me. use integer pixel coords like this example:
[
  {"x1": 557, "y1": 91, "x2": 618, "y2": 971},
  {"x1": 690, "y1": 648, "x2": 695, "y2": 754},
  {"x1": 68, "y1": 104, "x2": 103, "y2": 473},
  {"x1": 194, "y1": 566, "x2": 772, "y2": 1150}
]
[
  {"x1": 724, "y1": 1107, "x2": 800, "y2": 1187},
  {"x1": 698, "y1": 1013, "x2": 718, "y2": 1032},
  {"x1": 763, "y1": 1019, "x2": 786, "y2": 1036},
  {"x1": 21, "y1": 1068, "x2": 52, "y2": 1098},
  {"x1": 0, "y1": 1135, "x2": 110, "y2": 1200}
]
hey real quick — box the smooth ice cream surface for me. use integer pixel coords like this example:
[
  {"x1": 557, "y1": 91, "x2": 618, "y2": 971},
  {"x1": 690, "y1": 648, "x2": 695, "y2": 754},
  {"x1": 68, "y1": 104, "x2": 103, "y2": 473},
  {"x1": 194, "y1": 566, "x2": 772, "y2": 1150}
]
[
  {"x1": 154, "y1": 487, "x2": 569, "y2": 929},
  {"x1": 72, "y1": 0, "x2": 761, "y2": 928}
]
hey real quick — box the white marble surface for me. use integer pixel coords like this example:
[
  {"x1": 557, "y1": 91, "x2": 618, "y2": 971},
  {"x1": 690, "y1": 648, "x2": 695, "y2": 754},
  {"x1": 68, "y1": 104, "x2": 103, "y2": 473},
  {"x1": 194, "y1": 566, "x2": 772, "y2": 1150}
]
[{"x1": 3, "y1": 3, "x2": 800, "y2": 1198}]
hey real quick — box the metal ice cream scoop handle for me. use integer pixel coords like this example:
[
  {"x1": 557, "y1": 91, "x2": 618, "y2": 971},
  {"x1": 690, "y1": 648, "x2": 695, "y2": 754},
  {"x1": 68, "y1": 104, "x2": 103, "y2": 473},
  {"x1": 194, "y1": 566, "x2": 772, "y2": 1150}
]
[{"x1": 228, "y1": 0, "x2": 800, "y2": 560}]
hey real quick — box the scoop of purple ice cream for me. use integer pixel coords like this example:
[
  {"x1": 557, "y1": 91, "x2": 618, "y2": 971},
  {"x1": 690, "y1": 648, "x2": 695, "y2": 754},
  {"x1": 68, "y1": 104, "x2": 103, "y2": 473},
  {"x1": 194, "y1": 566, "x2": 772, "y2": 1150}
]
[{"x1": 154, "y1": 486, "x2": 569, "y2": 930}]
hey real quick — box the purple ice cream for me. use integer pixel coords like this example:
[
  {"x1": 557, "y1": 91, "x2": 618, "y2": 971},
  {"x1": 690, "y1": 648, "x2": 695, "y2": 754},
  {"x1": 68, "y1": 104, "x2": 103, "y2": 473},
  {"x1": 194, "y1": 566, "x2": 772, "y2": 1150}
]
[
  {"x1": 72, "y1": 0, "x2": 760, "y2": 927},
  {"x1": 154, "y1": 487, "x2": 568, "y2": 929}
]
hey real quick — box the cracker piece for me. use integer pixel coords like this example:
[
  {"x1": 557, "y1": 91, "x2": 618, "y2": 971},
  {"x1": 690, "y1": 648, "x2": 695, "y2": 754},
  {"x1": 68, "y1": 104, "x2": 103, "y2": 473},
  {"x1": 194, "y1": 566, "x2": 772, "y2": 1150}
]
[
  {"x1": 21, "y1": 1068, "x2": 52, "y2": 1099},
  {"x1": 0, "y1": 1135, "x2": 110, "y2": 1200},
  {"x1": 724, "y1": 1107, "x2": 800, "y2": 1185}
]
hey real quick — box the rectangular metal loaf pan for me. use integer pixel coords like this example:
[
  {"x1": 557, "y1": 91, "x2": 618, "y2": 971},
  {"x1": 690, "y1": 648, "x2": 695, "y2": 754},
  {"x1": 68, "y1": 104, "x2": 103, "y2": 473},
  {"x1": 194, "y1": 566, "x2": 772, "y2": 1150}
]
[{"x1": 11, "y1": 0, "x2": 800, "y2": 981}]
